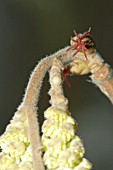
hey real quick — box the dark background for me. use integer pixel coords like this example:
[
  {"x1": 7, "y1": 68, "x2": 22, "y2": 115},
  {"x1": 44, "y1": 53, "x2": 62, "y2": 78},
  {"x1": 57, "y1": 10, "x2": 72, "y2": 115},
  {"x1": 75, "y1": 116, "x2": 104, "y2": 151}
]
[{"x1": 0, "y1": 0, "x2": 113, "y2": 169}]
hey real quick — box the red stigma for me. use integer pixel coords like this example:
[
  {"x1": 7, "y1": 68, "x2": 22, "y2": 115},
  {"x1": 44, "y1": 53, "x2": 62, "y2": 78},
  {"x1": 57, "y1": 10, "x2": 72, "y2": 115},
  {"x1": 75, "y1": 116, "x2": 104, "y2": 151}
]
[{"x1": 67, "y1": 28, "x2": 91, "y2": 59}]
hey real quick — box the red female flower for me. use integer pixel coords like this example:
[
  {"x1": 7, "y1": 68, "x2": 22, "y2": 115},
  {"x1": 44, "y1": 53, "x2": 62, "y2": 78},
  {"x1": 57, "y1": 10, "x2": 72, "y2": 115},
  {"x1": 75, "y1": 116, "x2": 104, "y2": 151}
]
[
  {"x1": 63, "y1": 28, "x2": 96, "y2": 86},
  {"x1": 67, "y1": 28, "x2": 91, "y2": 59}
]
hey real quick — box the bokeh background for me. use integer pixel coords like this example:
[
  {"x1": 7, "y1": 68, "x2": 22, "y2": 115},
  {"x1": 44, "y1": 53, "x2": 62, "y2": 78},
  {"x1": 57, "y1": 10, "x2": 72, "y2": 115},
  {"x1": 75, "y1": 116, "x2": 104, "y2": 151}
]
[{"x1": 0, "y1": 0, "x2": 113, "y2": 169}]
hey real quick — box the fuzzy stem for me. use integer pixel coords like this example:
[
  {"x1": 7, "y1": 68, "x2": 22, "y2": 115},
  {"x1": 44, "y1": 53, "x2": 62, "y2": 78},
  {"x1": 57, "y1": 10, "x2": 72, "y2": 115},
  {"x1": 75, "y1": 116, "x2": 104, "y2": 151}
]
[
  {"x1": 17, "y1": 47, "x2": 113, "y2": 170},
  {"x1": 18, "y1": 47, "x2": 75, "y2": 170},
  {"x1": 19, "y1": 56, "x2": 54, "y2": 170},
  {"x1": 88, "y1": 51, "x2": 113, "y2": 103}
]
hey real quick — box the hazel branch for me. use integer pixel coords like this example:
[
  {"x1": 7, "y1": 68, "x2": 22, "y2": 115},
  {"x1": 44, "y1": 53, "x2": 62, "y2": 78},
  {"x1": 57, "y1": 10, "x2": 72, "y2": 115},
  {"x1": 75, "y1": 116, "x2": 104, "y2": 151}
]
[
  {"x1": 18, "y1": 47, "x2": 76, "y2": 170},
  {"x1": 17, "y1": 47, "x2": 113, "y2": 170},
  {"x1": 1, "y1": 29, "x2": 113, "y2": 170},
  {"x1": 0, "y1": 47, "x2": 72, "y2": 170},
  {"x1": 19, "y1": 48, "x2": 68, "y2": 170}
]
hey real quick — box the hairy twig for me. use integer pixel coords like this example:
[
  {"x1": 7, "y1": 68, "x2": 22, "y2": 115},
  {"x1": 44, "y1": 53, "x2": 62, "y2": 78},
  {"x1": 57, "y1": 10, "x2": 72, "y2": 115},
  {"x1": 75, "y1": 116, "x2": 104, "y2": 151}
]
[
  {"x1": 88, "y1": 52, "x2": 113, "y2": 103},
  {"x1": 0, "y1": 30, "x2": 113, "y2": 170},
  {"x1": 18, "y1": 47, "x2": 113, "y2": 170},
  {"x1": 18, "y1": 47, "x2": 75, "y2": 170}
]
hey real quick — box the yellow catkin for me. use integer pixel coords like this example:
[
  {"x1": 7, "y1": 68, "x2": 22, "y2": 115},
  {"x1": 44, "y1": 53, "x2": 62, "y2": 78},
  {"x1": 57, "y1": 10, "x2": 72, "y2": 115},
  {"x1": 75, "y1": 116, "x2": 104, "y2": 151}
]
[
  {"x1": 42, "y1": 107, "x2": 92, "y2": 170},
  {"x1": 0, "y1": 111, "x2": 33, "y2": 170}
]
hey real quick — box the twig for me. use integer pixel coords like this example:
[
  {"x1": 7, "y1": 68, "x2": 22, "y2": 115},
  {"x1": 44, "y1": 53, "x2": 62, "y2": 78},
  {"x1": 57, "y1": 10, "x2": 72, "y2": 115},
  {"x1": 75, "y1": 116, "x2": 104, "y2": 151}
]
[
  {"x1": 88, "y1": 51, "x2": 113, "y2": 103},
  {"x1": 18, "y1": 47, "x2": 113, "y2": 170},
  {"x1": 1, "y1": 34, "x2": 113, "y2": 170},
  {"x1": 18, "y1": 47, "x2": 75, "y2": 170}
]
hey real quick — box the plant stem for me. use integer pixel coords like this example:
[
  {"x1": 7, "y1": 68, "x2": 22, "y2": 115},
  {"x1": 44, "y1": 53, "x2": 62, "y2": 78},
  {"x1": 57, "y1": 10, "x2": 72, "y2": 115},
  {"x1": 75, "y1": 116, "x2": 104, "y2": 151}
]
[
  {"x1": 17, "y1": 47, "x2": 113, "y2": 170},
  {"x1": 88, "y1": 51, "x2": 113, "y2": 103},
  {"x1": 18, "y1": 47, "x2": 72, "y2": 170}
]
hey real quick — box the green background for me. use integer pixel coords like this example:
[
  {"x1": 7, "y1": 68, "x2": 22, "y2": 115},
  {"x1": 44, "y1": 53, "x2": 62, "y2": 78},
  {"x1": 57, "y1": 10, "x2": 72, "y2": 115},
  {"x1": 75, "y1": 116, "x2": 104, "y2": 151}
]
[{"x1": 0, "y1": 0, "x2": 113, "y2": 169}]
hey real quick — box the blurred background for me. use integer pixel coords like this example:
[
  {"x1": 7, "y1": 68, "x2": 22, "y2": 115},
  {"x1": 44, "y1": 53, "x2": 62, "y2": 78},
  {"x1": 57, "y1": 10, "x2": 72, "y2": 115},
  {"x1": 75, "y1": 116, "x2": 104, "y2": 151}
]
[{"x1": 0, "y1": 0, "x2": 113, "y2": 169}]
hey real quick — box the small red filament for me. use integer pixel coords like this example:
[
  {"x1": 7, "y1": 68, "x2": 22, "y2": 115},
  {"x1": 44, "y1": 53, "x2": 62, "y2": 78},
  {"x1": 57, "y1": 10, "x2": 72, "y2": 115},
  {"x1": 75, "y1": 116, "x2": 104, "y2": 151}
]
[{"x1": 62, "y1": 66, "x2": 71, "y2": 87}]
